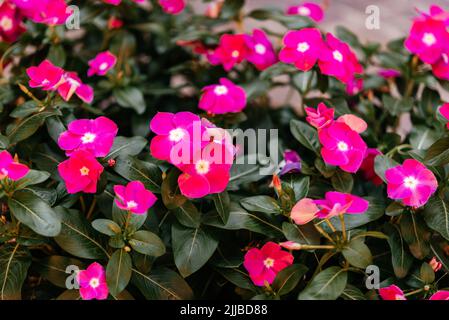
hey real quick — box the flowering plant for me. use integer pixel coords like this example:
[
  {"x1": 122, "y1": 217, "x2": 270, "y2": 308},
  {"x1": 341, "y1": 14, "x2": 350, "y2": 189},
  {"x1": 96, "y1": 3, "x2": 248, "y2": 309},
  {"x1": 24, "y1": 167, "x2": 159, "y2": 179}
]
[{"x1": 1, "y1": 0, "x2": 449, "y2": 301}]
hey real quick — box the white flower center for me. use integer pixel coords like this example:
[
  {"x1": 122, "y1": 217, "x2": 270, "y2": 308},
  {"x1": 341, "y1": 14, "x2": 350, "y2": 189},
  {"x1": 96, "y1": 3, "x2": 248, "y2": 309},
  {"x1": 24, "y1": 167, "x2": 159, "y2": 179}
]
[
  {"x1": 231, "y1": 50, "x2": 240, "y2": 58},
  {"x1": 1, "y1": 168, "x2": 8, "y2": 177},
  {"x1": 42, "y1": 79, "x2": 50, "y2": 85},
  {"x1": 403, "y1": 176, "x2": 419, "y2": 189},
  {"x1": 422, "y1": 32, "x2": 436, "y2": 46},
  {"x1": 263, "y1": 257, "x2": 275, "y2": 268},
  {"x1": 395, "y1": 294, "x2": 406, "y2": 300},
  {"x1": 214, "y1": 85, "x2": 228, "y2": 96},
  {"x1": 89, "y1": 277, "x2": 100, "y2": 288},
  {"x1": 0, "y1": 17, "x2": 13, "y2": 31},
  {"x1": 168, "y1": 128, "x2": 185, "y2": 142},
  {"x1": 81, "y1": 132, "x2": 96, "y2": 144},
  {"x1": 333, "y1": 50, "x2": 343, "y2": 62},
  {"x1": 195, "y1": 160, "x2": 210, "y2": 174},
  {"x1": 337, "y1": 141, "x2": 349, "y2": 152},
  {"x1": 297, "y1": 6, "x2": 311, "y2": 16},
  {"x1": 126, "y1": 200, "x2": 137, "y2": 209},
  {"x1": 443, "y1": 53, "x2": 449, "y2": 64},
  {"x1": 255, "y1": 43, "x2": 266, "y2": 55},
  {"x1": 297, "y1": 42, "x2": 310, "y2": 53},
  {"x1": 80, "y1": 166, "x2": 90, "y2": 176},
  {"x1": 99, "y1": 62, "x2": 109, "y2": 71}
]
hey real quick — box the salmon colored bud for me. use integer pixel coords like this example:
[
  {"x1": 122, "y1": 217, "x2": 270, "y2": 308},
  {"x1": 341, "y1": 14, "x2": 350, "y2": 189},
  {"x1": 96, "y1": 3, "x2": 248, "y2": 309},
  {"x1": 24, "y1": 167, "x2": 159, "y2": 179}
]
[
  {"x1": 205, "y1": 0, "x2": 224, "y2": 19},
  {"x1": 272, "y1": 174, "x2": 282, "y2": 194},
  {"x1": 429, "y1": 257, "x2": 443, "y2": 272}
]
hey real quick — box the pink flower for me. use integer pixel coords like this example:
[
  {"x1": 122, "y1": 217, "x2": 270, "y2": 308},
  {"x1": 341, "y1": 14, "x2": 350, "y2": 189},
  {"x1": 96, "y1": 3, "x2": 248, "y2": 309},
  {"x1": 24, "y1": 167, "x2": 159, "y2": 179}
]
[
  {"x1": 149, "y1": 111, "x2": 201, "y2": 163},
  {"x1": 418, "y1": 5, "x2": 449, "y2": 26},
  {"x1": 87, "y1": 51, "x2": 117, "y2": 77},
  {"x1": 14, "y1": 0, "x2": 71, "y2": 25},
  {"x1": 158, "y1": 0, "x2": 185, "y2": 15},
  {"x1": 336, "y1": 114, "x2": 367, "y2": 133},
  {"x1": 102, "y1": 0, "x2": 121, "y2": 4},
  {"x1": 0, "y1": 150, "x2": 29, "y2": 181},
  {"x1": 429, "y1": 257, "x2": 443, "y2": 272},
  {"x1": 286, "y1": 2, "x2": 324, "y2": 22},
  {"x1": 385, "y1": 159, "x2": 438, "y2": 208},
  {"x1": 199, "y1": 78, "x2": 247, "y2": 114},
  {"x1": 114, "y1": 181, "x2": 157, "y2": 214},
  {"x1": 279, "y1": 28, "x2": 324, "y2": 72},
  {"x1": 318, "y1": 33, "x2": 363, "y2": 84},
  {"x1": 430, "y1": 291, "x2": 449, "y2": 300},
  {"x1": 77, "y1": 262, "x2": 108, "y2": 300},
  {"x1": 432, "y1": 52, "x2": 449, "y2": 80},
  {"x1": 208, "y1": 34, "x2": 249, "y2": 71},
  {"x1": 107, "y1": 16, "x2": 123, "y2": 30},
  {"x1": 58, "y1": 150, "x2": 104, "y2": 194},
  {"x1": 177, "y1": 141, "x2": 234, "y2": 198},
  {"x1": 244, "y1": 29, "x2": 278, "y2": 71},
  {"x1": 439, "y1": 103, "x2": 449, "y2": 128},
  {"x1": 404, "y1": 17, "x2": 449, "y2": 64},
  {"x1": 243, "y1": 242, "x2": 294, "y2": 286},
  {"x1": 359, "y1": 148, "x2": 383, "y2": 186},
  {"x1": 345, "y1": 76, "x2": 364, "y2": 95},
  {"x1": 58, "y1": 117, "x2": 118, "y2": 157},
  {"x1": 305, "y1": 102, "x2": 334, "y2": 129},
  {"x1": 26, "y1": 59, "x2": 65, "y2": 91},
  {"x1": 379, "y1": 285, "x2": 406, "y2": 300},
  {"x1": 57, "y1": 72, "x2": 94, "y2": 104},
  {"x1": 0, "y1": 0, "x2": 25, "y2": 43},
  {"x1": 378, "y1": 68, "x2": 401, "y2": 79},
  {"x1": 291, "y1": 191, "x2": 369, "y2": 225},
  {"x1": 318, "y1": 122, "x2": 367, "y2": 173}
]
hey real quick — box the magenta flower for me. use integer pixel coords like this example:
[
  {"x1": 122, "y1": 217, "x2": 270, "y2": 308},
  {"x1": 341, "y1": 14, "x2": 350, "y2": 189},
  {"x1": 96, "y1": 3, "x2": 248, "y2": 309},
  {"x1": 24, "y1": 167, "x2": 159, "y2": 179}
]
[
  {"x1": 208, "y1": 34, "x2": 249, "y2": 71},
  {"x1": 359, "y1": 148, "x2": 383, "y2": 186},
  {"x1": 58, "y1": 117, "x2": 118, "y2": 158},
  {"x1": 305, "y1": 102, "x2": 334, "y2": 129},
  {"x1": 244, "y1": 29, "x2": 278, "y2": 71},
  {"x1": 57, "y1": 72, "x2": 94, "y2": 104},
  {"x1": 291, "y1": 191, "x2": 369, "y2": 225},
  {"x1": 77, "y1": 262, "x2": 108, "y2": 300},
  {"x1": 279, "y1": 28, "x2": 324, "y2": 72},
  {"x1": 177, "y1": 141, "x2": 234, "y2": 199},
  {"x1": 58, "y1": 150, "x2": 104, "y2": 194},
  {"x1": 404, "y1": 17, "x2": 449, "y2": 64},
  {"x1": 318, "y1": 33, "x2": 363, "y2": 84},
  {"x1": 430, "y1": 291, "x2": 449, "y2": 300},
  {"x1": 418, "y1": 5, "x2": 449, "y2": 26},
  {"x1": 318, "y1": 122, "x2": 367, "y2": 173},
  {"x1": 87, "y1": 51, "x2": 117, "y2": 77},
  {"x1": 158, "y1": 0, "x2": 185, "y2": 15},
  {"x1": 0, "y1": 0, "x2": 25, "y2": 43},
  {"x1": 385, "y1": 159, "x2": 438, "y2": 208},
  {"x1": 378, "y1": 68, "x2": 401, "y2": 79},
  {"x1": 439, "y1": 103, "x2": 449, "y2": 129},
  {"x1": 432, "y1": 52, "x2": 449, "y2": 80},
  {"x1": 26, "y1": 60, "x2": 65, "y2": 91},
  {"x1": 199, "y1": 78, "x2": 247, "y2": 114},
  {"x1": 379, "y1": 285, "x2": 406, "y2": 300},
  {"x1": 14, "y1": 0, "x2": 71, "y2": 25},
  {"x1": 286, "y1": 2, "x2": 324, "y2": 22},
  {"x1": 243, "y1": 242, "x2": 294, "y2": 286},
  {"x1": 0, "y1": 150, "x2": 29, "y2": 181},
  {"x1": 279, "y1": 150, "x2": 301, "y2": 176},
  {"x1": 149, "y1": 111, "x2": 201, "y2": 163},
  {"x1": 114, "y1": 181, "x2": 157, "y2": 214}
]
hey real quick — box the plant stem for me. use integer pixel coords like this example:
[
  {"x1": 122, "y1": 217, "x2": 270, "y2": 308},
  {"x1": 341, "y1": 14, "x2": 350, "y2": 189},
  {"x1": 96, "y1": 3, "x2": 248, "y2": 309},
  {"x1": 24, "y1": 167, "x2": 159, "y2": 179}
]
[
  {"x1": 298, "y1": 244, "x2": 335, "y2": 250},
  {"x1": 339, "y1": 214, "x2": 347, "y2": 241},
  {"x1": 314, "y1": 224, "x2": 335, "y2": 244}
]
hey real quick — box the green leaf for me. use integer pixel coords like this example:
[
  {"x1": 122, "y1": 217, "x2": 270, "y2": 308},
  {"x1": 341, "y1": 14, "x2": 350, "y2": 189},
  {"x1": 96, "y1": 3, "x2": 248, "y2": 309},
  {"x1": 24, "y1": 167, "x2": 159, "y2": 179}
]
[
  {"x1": 282, "y1": 222, "x2": 320, "y2": 246},
  {"x1": 114, "y1": 87, "x2": 146, "y2": 114},
  {"x1": 9, "y1": 190, "x2": 61, "y2": 237},
  {"x1": 106, "y1": 249, "x2": 132, "y2": 296},
  {"x1": 14, "y1": 169, "x2": 50, "y2": 189},
  {"x1": 399, "y1": 212, "x2": 430, "y2": 259},
  {"x1": 92, "y1": 219, "x2": 122, "y2": 236},
  {"x1": 298, "y1": 267, "x2": 347, "y2": 300},
  {"x1": 423, "y1": 196, "x2": 449, "y2": 241},
  {"x1": 129, "y1": 230, "x2": 166, "y2": 257},
  {"x1": 112, "y1": 202, "x2": 147, "y2": 232},
  {"x1": 213, "y1": 192, "x2": 230, "y2": 224},
  {"x1": 36, "y1": 255, "x2": 84, "y2": 288},
  {"x1": 104, "y1": 136, "x2": 147, "y2": 161},
  {"x1": 132, "y1": 267, "x2": 193, "y2": 300},
  {"x1": 424, "y1": 137, "x2": 449, "y2": 166},
  {"x1": 54, "y1": 207, "x2": 108, "y2": 259},
  {"x1": 341, "y1": 284, "x2": 366, "y2": 300},
  {"x1": 331, "y1": 170, "x2": 354, "y2": 193},
  {"x1": 161, "y1": 168, "x2": 187, "y2": 209},
  {"x1": 7, "y1": 110, "x2": 61, "y2": 144},
  {"x1": 283, "y1": 175, "x2": 309, "y2": 201},
  {"x1": 410, "y1": 125, "x2": 438, "y2": 150},
  {"x1": 290, "y1": 120, "x2": 320, "y2": 153},
  {"x1": 273, "y1": 264, "x2": 308, "y2": 296},
  {"x1": 382, "y1": 95, "x2": 413, "y2": 116},
  {"x1": 240, "y1": 196, "x2": 281, "y2": 214},
  {"x1": 113, "y1": 156, "x2": 162, "y2": 193},
  {"x1": 47, "y1": 45, "x2": 66, "y2": 66},
  {"x1": 227, "y1": 153, "x2": 275, "y2": 189},
  {"x1": 0, "y1": 244, "x2": 31, "y2": 300},
  {"x1": 342, "y1": 239, "x2": 373, "y2": 269},
  {"x1": 384, "y1": 223, "x2": 414, "y2": 278},
  {"x1": 215, "y1": 267, "x2": 257, "y2": 292},
  {"x1": 172, "y1": 223, "x2": 218, "y2": 277},
  {"x1": 220, "y1": 0, "x2": 244, "y2": 19},
  {"x1": 173, "y1": 201, "x2": 201, "y2": 228},
  {"x1": 374, "y1": 155, "x2": 399, "y2": 183},
  {"x1": 420, "y1": 262, "x2": 435, "y2": 284}
]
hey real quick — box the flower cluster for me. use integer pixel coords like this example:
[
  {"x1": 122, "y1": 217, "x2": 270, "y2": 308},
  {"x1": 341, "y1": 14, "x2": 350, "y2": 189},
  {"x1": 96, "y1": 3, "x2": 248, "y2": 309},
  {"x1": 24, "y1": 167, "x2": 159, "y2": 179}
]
[{"x1": 379, "y1": 284, "x2": 449, "y2": 301}]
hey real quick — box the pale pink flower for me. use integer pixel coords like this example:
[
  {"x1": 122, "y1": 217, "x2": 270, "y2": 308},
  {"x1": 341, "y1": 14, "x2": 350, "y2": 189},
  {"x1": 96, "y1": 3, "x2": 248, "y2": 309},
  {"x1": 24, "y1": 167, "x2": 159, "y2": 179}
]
[
  {"x1": 58, "y1": 117, "x2": 118, "y2": 157},
  {"x1": 77, "y1": 262, "x2": 109, "y2": 300},
  {"x1": 429, "y1": 257, "x2": 443, "y2": 272},
  {"x1": 379, "y1": 285, "x2": 406, "y2": 300},
  {"x1": 286, "y1": 2, "x2": 324, "y2": 22},
  {"x1": 0, "y1": 150, "x2": 29, "y2": 181},
  {"x1": 87, "y1": 51, "x2": 117, "y2": 77},
  {"x1": 26, "y1": 59, "x2": 65, "y2": 91},
  {"x1": 57, "y1": 72, "x2": 94, "y2": 104},
  {"x1": 199, "y1": 78, "x2": 246, "y2": 114},
  {"x1": 336, "y1": 114, "x2": 367, "y2": 133},
  {"x1": 243, "y1": 242, "x2": 294, "y2": 286},
  {"x1": 385, "y1": 159, "x2": 438, "y2": 208},
  {"x1": 114, "y1": 181, "x2": 157, "y2": 214}
]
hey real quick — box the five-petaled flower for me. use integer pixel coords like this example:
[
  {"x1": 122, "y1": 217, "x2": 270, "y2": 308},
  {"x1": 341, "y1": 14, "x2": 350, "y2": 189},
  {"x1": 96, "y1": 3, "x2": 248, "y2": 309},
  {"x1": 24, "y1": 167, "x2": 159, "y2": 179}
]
[
  {"x1": 87, "y1": 51, "x2": 117, "y2": 77},
  {"x1": 77, "y1": 262, "x2": 109, "y2": 300},
  {"x1": 114, "y1": 181, "x2": 157, "y2": 214},
  {"x1": 0, "y1": 150, "x2": 29, "y2": 181},
  {"x1": 199, "y1": 78, "x2": 247, "y2": 114}
]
